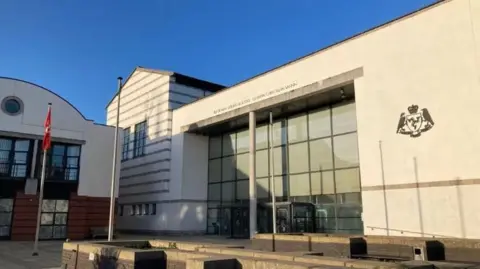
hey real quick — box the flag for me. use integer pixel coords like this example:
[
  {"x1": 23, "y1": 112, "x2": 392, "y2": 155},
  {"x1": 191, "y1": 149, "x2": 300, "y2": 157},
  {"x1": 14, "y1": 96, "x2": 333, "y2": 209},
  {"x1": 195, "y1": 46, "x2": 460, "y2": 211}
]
[{"x1": 42, "y1": 105, "x2": 52, "y2": 151}]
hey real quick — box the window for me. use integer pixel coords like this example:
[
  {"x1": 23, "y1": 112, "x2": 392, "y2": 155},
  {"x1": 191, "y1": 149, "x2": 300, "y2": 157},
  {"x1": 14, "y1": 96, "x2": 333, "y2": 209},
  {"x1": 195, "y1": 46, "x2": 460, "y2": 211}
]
[
  {"x1": 0, "y1": 138, "x2": 32, "y2": 179},
  {"x1": 143, "y1": 204, "x2": 149, "y2": 215},
  {"x1": 133, "y1": 121, "x2": 147, "y2": 157},
  {"x1": 38, "y1": 143, "x2": 81, "y2": 181},
  {"x1": 122, "y1": 127, "x2": 131, "y2": 161},
  {"x1": 150, "y1": 204, "x2": 156, "y2": 215},
  {"x1": 118, "y1": 205, "x2": 124, "y2": 216},
  {"x1": 1, "y1": 96, "x2": 23, "y2": 116},
  {"x1": 40, "y1": 200, "x2": 68, "y2": 239}
]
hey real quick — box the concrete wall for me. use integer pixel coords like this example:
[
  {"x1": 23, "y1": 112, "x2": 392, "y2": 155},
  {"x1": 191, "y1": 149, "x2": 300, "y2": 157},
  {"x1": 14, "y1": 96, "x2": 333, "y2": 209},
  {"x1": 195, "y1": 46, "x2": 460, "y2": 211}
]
[
  {"x1": 171, "y1": 0, "x2": 480, "y2": 238},
  {"x1": 0, "y1": 77, "x2": 119, "y2": 198}
]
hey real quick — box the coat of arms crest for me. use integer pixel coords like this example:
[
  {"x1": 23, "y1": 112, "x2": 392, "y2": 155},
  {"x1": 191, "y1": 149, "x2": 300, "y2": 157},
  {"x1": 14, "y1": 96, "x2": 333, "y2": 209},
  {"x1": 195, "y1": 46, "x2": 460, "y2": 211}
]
[{"x1": 396, "y1": 104, "x2": 434, "y2": 138}]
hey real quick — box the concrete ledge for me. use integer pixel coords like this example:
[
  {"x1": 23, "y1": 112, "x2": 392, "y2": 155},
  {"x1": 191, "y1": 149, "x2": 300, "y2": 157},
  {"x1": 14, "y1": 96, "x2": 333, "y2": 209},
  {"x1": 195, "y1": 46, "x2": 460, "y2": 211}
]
[{"x1": 186, "y1": 257, "x2": 237, "y2": 269}]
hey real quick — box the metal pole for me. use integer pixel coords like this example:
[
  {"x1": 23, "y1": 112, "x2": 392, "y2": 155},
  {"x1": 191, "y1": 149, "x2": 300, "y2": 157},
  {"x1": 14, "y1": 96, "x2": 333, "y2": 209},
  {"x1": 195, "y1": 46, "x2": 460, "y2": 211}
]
[
  {"x1": 269, "y1": 112, "x2": 277, "y2": 234},
  {"x1": 248, "y1": 111, "x2": 257, "y2": 238},
  {"x1": 33, "y1": 103, "x2": 51, "y2": 256},
  {"x1": 108, "y1": 77, "x2": 123, "y2": 241}
]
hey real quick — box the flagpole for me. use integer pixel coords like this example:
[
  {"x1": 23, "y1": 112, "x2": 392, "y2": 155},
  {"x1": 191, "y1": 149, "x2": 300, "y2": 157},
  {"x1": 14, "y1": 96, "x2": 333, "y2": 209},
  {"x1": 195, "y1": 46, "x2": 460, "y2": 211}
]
[
  {"x1": 33, "y1": 103, "x2": 51, "y2": 256},
  {"x1": 108, "y1": 77, "x2": 123, "y2": 241}
]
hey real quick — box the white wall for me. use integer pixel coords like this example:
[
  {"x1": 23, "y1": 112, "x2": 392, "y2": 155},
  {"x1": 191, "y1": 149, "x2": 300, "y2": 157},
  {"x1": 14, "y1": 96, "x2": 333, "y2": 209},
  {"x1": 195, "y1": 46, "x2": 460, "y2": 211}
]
[
  {"x1": 171, "y1": 0, "x2": 480, "y2": 238},
  {"x1": 0, "y1": 77, "x2": 119, "y2": 198}
]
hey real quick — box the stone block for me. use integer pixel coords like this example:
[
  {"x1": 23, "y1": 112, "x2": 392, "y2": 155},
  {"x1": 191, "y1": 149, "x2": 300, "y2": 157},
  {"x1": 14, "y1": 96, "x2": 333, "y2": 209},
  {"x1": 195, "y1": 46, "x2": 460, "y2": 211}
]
[{"x1": 186, "y1": 257, "x2": 237, "y2": 269}]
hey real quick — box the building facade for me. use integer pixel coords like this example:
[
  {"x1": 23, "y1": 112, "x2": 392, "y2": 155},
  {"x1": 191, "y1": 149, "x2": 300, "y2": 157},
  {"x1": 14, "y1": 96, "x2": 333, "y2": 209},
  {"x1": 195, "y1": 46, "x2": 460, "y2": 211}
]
[
  {"x1": 0, "y1": 77, "x2": 120, "y2": 241},
  {"x1": 105, "y1": 67, "x2": 225, "y2": 233},
  {"x1": 114, "y1": 0, "x2": 480, "y2": 239}
]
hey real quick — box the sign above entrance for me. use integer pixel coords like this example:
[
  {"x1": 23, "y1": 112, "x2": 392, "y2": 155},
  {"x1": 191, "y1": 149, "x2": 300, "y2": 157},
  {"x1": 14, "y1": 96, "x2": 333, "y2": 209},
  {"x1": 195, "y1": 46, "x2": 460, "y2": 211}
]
[
  {"x1": 396, "y1": 104, "x2": 435, "y2": 138},
  {"x1": 213, "y1": 82, "x2": 299, "y2": 115}
]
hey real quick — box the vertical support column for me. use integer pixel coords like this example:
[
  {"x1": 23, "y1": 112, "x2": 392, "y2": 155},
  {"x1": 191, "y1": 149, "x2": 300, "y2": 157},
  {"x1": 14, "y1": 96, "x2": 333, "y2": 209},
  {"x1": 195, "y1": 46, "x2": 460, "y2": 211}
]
[
  {"x1": 30, "y1": 140, "x2": 38, "y2": 178},
  {"x1": 249, "y1": 111, "x2": 257, "y2": 239}
]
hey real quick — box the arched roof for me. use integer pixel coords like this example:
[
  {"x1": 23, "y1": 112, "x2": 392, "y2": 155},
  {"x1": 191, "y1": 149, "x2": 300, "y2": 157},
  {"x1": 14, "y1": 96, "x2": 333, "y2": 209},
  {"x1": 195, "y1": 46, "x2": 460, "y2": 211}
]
[{"x1": 0, "y1": 76, "x2": 88, "y2": 121}]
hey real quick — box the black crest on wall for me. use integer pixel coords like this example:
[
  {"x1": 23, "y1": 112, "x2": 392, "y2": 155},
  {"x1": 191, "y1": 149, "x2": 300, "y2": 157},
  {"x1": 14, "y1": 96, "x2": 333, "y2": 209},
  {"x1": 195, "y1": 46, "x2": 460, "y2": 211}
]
[{"x1": 396, "y1": 104, "x2": 434, "y2": 138}]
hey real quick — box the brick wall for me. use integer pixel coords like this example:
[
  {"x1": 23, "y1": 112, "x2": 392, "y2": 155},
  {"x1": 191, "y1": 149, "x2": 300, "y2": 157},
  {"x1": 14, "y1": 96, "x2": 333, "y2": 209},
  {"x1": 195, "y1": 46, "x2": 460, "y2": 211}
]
[
  {"x1": 67, "y1": 193, "x2": 113, "y2": 240},
  {"x1": 11, "y1": 192, "x2": 38, "y2": 241}
]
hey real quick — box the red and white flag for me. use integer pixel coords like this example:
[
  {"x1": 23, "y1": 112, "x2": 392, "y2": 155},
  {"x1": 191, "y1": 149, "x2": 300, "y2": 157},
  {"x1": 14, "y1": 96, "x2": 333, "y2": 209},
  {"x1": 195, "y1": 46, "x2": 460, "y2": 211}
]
[{"x1": 42, "y1": 104, "x2": 52, "y2": 151}]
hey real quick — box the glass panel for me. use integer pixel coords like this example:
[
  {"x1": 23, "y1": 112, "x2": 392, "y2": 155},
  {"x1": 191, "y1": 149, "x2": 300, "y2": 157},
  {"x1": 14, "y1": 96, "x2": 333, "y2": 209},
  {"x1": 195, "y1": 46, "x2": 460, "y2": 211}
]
[
  {"x1": 54, "y1": 213, "x2": 67, "y2": 225},
  {"x1": 289, "y1": 173, "x2": 310, "y2": 197},
  {"x1": 208, "y1": 159, "x2": 221, "y2": 183},
  {"x1": 272, "y1": 120, "x2": 287, "y2": 146},
  {"x1": 55, "y1": 200, "x2": 69, "y2": 212},
  {"x1": 288, "y1": 142, "x2": 309, "y2": 174},
  {"x1": 236, "y1": 129, "x2": 249, "y2": 153},
  {"x1": 67, "y1": 146, "x2": 80, "y2": 157},
  {"x1": 14, "y1": 140, "x2": 30, "y2": 151},
  {"x1": 337, "y1": 192, "x2": 362, "y2": 205},
  {"x1": 208, "y1": 184, "x2": 221, "y2": 201},
  {"x1": 0, "y1": 212, "x2": 12, "y2": 225},
  {"x1": 144, "y1": 204, "x2": 150, "y2": 215},
  {"x1": 207, "y1": 208, "x2": 219, "y2": 229},
  {"x1": 256, "y1": 125, "x2": 269, "y2": 149},
  {"x1": 11, "y1": 165, "x2": 26, "y2": 177},
  {"x1": 273, "y1": 175, "x2": 285, "y2": 197},
  {"x1": 39, "y1": 226, "x2": 53, "y2": 239},
  {"x1": 273, "y1": 146, "x2": 287, "y2": 176},
  {"x1": 332, "y1": 102, "x2": 357, "y2": 135},
  {"x1": 288, "y1": 114, "x2": 308, "y2": 143},
  {"x1": 236, "y1": 180, "x2": 248, "y2": 200},
  {"x1": 255, "y1": 150, "x2": 269, "y2": 178},
  {"x1": 53, "y1": 226, "x2": 67, "y2": 239},
  {"x1": 13, "y1": 152, "x2": 27, "y2": 164},
  {"x1": 150, "y1": 204, "x2": 156, "y2": 215},
  {"x1": 309, "y1": 138, "x2": 333, "y2": 171},
  {"x1": 221, "y1": 156, "x2": 235, "y2": 182},
  {"x1": 309, "y1": 108, "x2": 331, "y2": 139},
  {"x1": 66, "y1": 157, "x2": 79, "y2": 168},
  {"x1": 311, "y1": 171, "x2": 335, "y2": 195},
  {"x1": 65, "y1": 169, "x2": 78, "y2": 180},
  {"x1": 236, "y1": 153, "x2": 249, "y2": 180},
  {"x1": 0, "y1": 139, "x2": 12, "y2": 150},
  {"x1": 0, "y1": 226, "x2": 10, "y2": 236},
  {"x1": 0, "y1": 199, "x2": 13, "y2": 211},
  {"x1": 333, "y1": 133, "x2": 359, "y2": 169},
  {"x1": 52, "y1": 155, "x2": 63, "y2": 167},
  {"x1": 41, "y1": 213, "x2": 54, "y2": 225},
  {"x1": 209, "y1": 136, "x2": 222, "y2": 159},
  {"x1": 222, "y1": 133, "x2": 236, "y2": 156},
  {"x1": 335, "y1": 168, "x2": 361, "y2": 193},
  {"x1": 52, "y1": 145, "x2": 65, "y2": 156},
  {"x1": 221, "y1": 182, "x2": 234, "y2": 201},
  {"x1": 256, "y1": 178, "x2": 269, "y2": 199},
  {"x1": 42, "y1": 200, "x2": 56, "y2": 212}
]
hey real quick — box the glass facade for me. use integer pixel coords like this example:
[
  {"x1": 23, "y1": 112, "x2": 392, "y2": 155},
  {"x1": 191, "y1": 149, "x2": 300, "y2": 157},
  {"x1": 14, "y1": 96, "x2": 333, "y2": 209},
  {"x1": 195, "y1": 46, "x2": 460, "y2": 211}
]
[
  {"x1": 39, "y1": 199, "x2": 68, "y2": 239},
  {"x1": 207, "y1": 101, "x2": 363, "y2": 235}
]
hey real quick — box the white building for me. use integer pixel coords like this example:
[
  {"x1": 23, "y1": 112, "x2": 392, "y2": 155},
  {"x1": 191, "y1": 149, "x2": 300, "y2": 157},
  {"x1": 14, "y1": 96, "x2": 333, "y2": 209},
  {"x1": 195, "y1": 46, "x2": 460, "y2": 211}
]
[
  {"x1": 0, "y1": 77, "x2": 120, "y2": 241},
  {"x1": 112, "y1": 0, "x2": 480, "y2": 239}
]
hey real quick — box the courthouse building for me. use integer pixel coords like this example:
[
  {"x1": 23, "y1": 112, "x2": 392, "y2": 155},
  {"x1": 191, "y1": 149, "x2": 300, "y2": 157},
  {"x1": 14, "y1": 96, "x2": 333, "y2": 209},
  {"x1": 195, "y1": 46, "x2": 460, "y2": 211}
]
[
  {"x1": 0, "y1": 77, "x2": 119, "y2": 240},
  {"x1": 110, "y1": 0, "x2": 480, "y2": 239}
]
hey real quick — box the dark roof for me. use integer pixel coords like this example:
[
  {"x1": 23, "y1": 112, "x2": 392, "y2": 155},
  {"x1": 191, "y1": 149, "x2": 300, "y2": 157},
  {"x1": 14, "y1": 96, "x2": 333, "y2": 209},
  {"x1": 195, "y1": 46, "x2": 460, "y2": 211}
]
[{"x1": 106, "y1": 66, "x2": 226, "y2": 108}]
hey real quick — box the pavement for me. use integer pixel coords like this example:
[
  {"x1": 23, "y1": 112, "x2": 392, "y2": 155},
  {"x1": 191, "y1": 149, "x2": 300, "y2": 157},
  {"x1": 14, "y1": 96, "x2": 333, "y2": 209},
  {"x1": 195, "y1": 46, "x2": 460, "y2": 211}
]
[{"x1": 0, "y1": 235, "x2": 250, "y2": 269}]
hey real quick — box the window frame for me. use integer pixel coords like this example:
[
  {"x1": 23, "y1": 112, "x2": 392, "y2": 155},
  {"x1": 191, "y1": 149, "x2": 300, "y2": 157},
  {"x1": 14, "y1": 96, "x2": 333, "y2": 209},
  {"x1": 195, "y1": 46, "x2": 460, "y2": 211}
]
[
  {"x1": 133, "y1": 121, "x2": 147, "y2": 158},
  {"x1": 37, "y1": 142, "x2": 82, "y2": 181},
  {"x1": 121, "y1": 127, "x2": 131, "y2": 161},
  {"x1": 39, "y1": 199, "x2": 69, "y2": 240},
  {"x1": 0, "y1": 137, "x2": 34, "y2": 179}
]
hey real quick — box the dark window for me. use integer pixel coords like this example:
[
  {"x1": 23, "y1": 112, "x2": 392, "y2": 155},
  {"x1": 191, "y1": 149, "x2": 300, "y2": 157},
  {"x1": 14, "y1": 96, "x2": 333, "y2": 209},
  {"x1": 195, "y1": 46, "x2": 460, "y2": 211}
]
[
  {"x1": 133, "y1": 121, "x2": 147, "y2": 158},
  {"x1": 151, "y1": 204, "x2": 156, "y2": 215},
  {"x1": 118, "y1": 205, "x2": 124, "y2": 216},
  {"x1": 37, "y1": 143, "x2": 81, "y2": 181},
  {"x1": 122, "y1": 127, "x2": 131, "y2": 161},
  {"x1": 39, "y1": 199, "x2": 68, "y2": 239},
  {"x1": 0, "y1": 138, "x2": 32, "y2": 179},
  {"x1": 1, "y1": 97, "x2": 23, "y2": 116}
]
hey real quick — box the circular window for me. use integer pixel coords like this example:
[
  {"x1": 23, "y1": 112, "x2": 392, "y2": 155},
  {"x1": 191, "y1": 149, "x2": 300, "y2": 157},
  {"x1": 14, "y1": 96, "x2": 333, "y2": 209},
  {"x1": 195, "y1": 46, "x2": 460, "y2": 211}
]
[{"x1": 1, "y1": 96, "x2": 23, "y2": 116}]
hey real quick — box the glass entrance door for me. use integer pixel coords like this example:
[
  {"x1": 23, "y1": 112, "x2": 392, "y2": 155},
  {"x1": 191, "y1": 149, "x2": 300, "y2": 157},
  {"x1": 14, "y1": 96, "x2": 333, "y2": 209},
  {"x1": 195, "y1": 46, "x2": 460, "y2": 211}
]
[
  {"x1": 231, "y1": 207, "x2": 249, "y2": 238},
  {"x1": 0, "y1": 198, "x2": 13, "y2": 239}
]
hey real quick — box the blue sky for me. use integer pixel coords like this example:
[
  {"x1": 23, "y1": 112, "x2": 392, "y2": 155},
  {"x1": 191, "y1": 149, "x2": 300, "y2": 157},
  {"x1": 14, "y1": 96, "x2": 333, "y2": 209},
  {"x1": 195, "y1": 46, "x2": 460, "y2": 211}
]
[{"x1": 0, "y1": 0, "x2": 435, "y2": 123}]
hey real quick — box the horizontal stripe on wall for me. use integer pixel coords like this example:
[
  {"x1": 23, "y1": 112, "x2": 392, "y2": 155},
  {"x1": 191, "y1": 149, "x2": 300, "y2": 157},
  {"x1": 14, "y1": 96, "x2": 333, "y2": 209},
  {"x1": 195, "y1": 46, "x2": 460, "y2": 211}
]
[
  {"x1": 119, "y1": 169, "x2": 170, "y2": 180},
  {"x1": 362, "y1": 178, "x2": 480, "y2": 191},
  {"x1": 118, "y1": 199, "x2": 206, "y2": 205},
  {"x1": 119, "y1": 189, "x2": 169, "y2": 197},
  {"x1": 107, "y1": 101, "x2": 171, "y2": 123},
  {"x1": 119, "y1": 179, "x2": 170, "y2": 188},
  {"x1": 108, "y1": 73, "x2": 161, "y2": 112},
  {"x1": 121, "y1": 158, "x2": 170, "y2": 172}
]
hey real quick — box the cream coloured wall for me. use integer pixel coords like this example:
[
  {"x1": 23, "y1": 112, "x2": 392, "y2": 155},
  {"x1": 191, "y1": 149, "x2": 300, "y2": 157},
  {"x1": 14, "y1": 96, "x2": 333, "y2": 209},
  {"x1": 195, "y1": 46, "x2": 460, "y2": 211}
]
[
  {"x1": 0, "y1": 77, "x2": 119, "y2": 198},
  {"x1": 171, "y1": 0, "x2": 480, "y2": 238}
]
